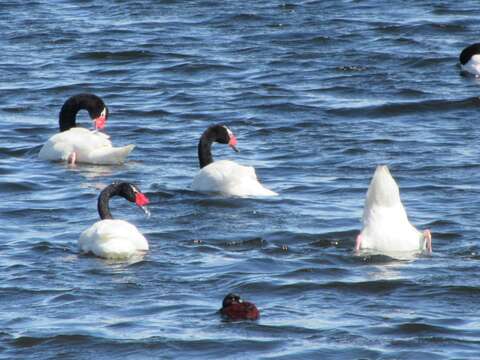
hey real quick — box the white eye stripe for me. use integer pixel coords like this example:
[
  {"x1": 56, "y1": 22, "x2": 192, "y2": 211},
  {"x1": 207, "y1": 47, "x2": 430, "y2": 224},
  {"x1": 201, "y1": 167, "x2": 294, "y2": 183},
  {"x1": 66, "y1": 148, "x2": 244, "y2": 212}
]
[
  {"x1": 130, "y1": 185, "x2": 139, "y2": 193},
  {"x1": 100, "y1": 108, "x2": 107, "y2": 117},
  {"x1": 223, "y1": 125, "x2": 233, "y2": 136}
]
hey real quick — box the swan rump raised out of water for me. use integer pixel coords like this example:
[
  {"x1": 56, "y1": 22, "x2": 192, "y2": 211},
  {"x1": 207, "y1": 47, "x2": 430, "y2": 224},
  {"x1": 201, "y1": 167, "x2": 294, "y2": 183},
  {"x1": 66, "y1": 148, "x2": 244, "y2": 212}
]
[
  {"x1": 39, "y1": 93, "x2": 134, "y2": 165},
  {"x1": 191, "y1": 124, "x2": 277, "y2": 197},
  {"x1": 355, "y1": 165, "x2": 431, "y2": 256}
]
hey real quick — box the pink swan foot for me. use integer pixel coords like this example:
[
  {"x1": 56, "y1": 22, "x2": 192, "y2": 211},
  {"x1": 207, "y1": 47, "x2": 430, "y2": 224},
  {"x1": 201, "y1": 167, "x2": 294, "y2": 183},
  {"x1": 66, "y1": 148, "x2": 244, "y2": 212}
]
[
  {"x1": 423, "y1": 229, "x2": 432, "y2": 253},
  {"x1": 355, "y1": 234, "x2": 363, "y2": 252},
  {"x1": 67, "y1": 151, "x2": 77, "y2": 166}
]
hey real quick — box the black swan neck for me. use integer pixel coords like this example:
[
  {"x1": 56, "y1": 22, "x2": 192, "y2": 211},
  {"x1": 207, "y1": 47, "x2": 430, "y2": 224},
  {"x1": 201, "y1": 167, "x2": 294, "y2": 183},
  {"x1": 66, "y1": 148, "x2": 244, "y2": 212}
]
[
  {"x1": 198, "y1": 131, "x2": 214, "y2": 169},
  {"x1": 97, "y1": 184, "x2": 122, "y2": 220},
  {"x1": 59, "y1": 94, "x2": 104, "y2": 132}
]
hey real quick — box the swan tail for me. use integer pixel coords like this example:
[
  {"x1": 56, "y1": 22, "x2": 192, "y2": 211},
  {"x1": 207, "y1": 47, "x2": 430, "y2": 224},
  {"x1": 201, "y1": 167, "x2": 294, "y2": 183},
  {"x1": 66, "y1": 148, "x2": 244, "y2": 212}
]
[
  {"x1": 229, "y1": 180, "x2": 278, "y2": 197},
  {"x1": 365, "y1": 165, "x2": 401, "y2": 209},
  {"x1": 88, "y1": 144, "x2": 135, "y2": 165}
]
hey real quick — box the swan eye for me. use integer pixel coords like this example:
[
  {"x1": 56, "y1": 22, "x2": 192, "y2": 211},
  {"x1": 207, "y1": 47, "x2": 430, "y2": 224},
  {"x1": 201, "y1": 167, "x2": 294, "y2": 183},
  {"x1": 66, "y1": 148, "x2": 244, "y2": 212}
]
[
  {"x1": 100, "y1": 108, "x2": 107, "y2": 117},
  {"x1": 130, "y1": 185, "x2": 139, "y2": 194}
]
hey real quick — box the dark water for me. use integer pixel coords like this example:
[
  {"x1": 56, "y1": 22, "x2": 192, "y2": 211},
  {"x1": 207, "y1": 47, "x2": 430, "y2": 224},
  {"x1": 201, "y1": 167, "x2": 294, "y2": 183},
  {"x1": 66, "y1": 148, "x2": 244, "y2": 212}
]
[{"x1": 1, "y1": 1, "x2": 480, "y2": 359}]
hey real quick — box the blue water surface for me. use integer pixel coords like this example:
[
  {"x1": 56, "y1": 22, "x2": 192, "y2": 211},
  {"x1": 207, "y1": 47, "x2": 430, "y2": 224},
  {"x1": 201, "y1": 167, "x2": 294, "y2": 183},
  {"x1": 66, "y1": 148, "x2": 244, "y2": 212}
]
[{"x1": 1, "y1": 1, "x2": 480, "y2": 359}]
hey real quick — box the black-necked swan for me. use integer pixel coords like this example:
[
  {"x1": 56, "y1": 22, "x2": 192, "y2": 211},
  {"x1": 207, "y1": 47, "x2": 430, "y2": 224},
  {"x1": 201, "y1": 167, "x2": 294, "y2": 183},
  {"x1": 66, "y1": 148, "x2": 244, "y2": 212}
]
[
  {"x1": 460, "y1": 43, "x2": 480, "y2": 77},
  {"x1": 39, "y1": 93, "x2": 134, "y2": 165},
  {"x1": 191, "y1": 124, "x2": 277, "y2": 197},
  {"x1": 79, "y1": 182, "x2": 150, "y2": 259},
  {"x1": 355, "y1": 165, "x2": 432, "y2": 256}
]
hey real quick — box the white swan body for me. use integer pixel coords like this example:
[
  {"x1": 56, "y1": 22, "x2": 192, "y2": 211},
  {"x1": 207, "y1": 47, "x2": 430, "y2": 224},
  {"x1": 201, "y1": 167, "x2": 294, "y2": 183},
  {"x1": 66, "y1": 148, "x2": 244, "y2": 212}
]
[
  {"x1": 79, "y1": 219, "x2": 148, "y2": 259},
  {"x1": 39, "y1": 128, "x2": 134, "y2": 165},
  {"x1": 39, "y1": 93, "x2": 134, "y2": 165},
  {"x1": 357, "y1": 165, "x2": 429, "y2": 255},
  {"x1": 192, "y1": 124, "x2": 277, "y2": 197},
  {"x1": 78, "y1": 182, "x2": 150, "y2": 260},
  {"x1": 192, "y1": 160, "x2": 277, "y2": 197}
]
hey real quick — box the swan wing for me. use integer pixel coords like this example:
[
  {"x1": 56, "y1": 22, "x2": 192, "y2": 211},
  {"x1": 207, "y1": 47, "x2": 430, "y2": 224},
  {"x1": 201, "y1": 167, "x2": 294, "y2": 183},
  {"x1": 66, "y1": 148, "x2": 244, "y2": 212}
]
[
  {"x1": 86, "y1": 144, "x2": 135, "y2": 165},
  {"x1": 39, "y1": 128, "x2": 134, "y2": 164},
  {"x1": 79, "y1": 219, "x2": 148, "y2": 259},
  {"x1": 192, "y1": 160, "x2": 277, "y2": 197}
]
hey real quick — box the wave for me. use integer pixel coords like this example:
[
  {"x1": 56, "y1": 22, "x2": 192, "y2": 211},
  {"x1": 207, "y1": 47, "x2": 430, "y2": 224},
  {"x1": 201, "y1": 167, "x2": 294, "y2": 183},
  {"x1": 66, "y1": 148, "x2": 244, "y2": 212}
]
[
  {"x1": 70, "y1": 50, "x2": 155, "y2": 61},
  {"x1": 327, "y1": 97, "x2": 480, "y2": 118}
]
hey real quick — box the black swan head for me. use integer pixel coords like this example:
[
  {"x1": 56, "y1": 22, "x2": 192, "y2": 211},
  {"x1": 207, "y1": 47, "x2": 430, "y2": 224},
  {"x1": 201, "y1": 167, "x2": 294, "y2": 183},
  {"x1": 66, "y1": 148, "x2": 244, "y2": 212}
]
[
  {"x1": 198, "y1": 124, "x2": 238, "y2": 169},
  {"x1": 97, "y1": 182, "x2": 149, "y2": 220},
  {"x1": 459, "y1": 43, "x2": 480, "y2": 66},
  {"x1": 59, "y1": 93, "x2": 109, "y2": 132}
]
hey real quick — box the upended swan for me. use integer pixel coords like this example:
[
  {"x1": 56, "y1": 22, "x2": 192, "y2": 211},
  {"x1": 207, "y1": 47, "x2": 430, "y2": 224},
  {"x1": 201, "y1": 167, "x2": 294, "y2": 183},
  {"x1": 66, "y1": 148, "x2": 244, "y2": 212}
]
[
  {"x1": 355, "y1": 165, "x2": 432, "y2": 256},
  {"x1": 39, "y1": 93, "x2": 134, "y2": 165},
  {"x1": 460, "y1": 43, "x2": 480, "y2": 77},
  {"x1": 191, "y1": 124, "x2": 277, "y2": 197},
  {"x1": 79, "y1": 182, "x2": 150, "y2": 259}
]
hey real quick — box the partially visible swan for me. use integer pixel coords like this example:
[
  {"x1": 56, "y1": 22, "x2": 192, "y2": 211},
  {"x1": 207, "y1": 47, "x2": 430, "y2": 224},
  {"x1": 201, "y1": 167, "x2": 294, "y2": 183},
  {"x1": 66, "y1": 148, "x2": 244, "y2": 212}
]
[
  {"x1": 79, "y1": 182, "x2": 150, "y2": 259},
  {"x1": 355, "y1": 165, "x2": 432, "y2": 256},
  {"x1": 191, "y1": 124, "x2": 277, "y2": 197},
  {"x1": 459, "y1": 43, "x2": 480, "y2": 77},
  {"x1": 39, "y1": 94, "x2": 134, "y2": 165}
]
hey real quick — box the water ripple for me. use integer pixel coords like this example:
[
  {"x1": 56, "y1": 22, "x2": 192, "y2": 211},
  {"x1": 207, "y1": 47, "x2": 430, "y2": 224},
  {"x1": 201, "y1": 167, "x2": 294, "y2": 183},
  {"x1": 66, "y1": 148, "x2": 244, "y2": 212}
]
[{"x1": 1, "y1": 0, "x2": 480, "y2": 358}]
